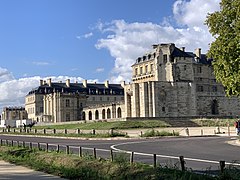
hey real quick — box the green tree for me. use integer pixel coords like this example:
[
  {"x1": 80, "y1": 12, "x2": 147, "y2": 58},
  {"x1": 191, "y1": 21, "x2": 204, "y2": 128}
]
[{"x1": 206, "y1": 0, "x2": 240, "y2": 96}]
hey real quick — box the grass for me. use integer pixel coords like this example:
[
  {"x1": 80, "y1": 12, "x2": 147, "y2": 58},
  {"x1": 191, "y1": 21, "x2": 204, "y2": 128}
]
[
  {"x1": 0, "y1": 145, "x2": 221, "y2": 180},
  {"x1": 141, "y1": 129, "x2": 179, "y2": 137},
  {"x1": 193, "y1": 118, "x2": 236, "y2": 127},
  {"x1": 0, "y1": 131, "x2": 128, "y2": 138},
  {"x1": 32, "y1": 120, "x2": 171, "y2": 130}
]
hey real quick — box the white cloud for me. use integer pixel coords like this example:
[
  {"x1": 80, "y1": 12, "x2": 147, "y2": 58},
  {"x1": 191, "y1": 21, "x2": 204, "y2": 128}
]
[
  {"x1": 96, "y1": 68, "x2": 104, "y2": 73},
  {"x1": 96, "y1": 0, "x2": 220, "y2": 83},
  {"x1": 0, "y1": 67, "x2": 14, "y2": 83},
  {"x1": 0, "y1": 69, "x2": 98, "y2": 112},
  {"x1": 76, "y1": 32, "x2": 93, "y2": 40},
  {"x1": 32, "y1": 61, "x2": 50, "y2": 66}
]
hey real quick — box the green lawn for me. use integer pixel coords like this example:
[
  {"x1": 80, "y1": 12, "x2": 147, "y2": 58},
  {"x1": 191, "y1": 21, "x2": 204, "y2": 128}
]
[{"x1": 33, "y1": 120, "x2": 171, "y2": 130}]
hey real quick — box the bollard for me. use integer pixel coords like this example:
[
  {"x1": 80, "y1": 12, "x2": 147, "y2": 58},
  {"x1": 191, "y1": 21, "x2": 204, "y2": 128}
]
[
  {"x1": 110, "y1": 149, "x2": 114, "y2": 162},
  {"x1": 92, "y1": 129, "x2": 96, "y2": 135},
  {"x1": 79, "y1": 146, "x2": 82, "y2": 157},
  {"x1": 27, "y1": 129, "x2": 29, "y2": 133},
  {"x1": 35, "y1": 129, "x2": 37, "y2": 134},
  {"x1": 65, "y1": 129, "x2": 67, "y2": 134},
  {"x1": 20, "y1": 129, "x2": 22, "y2": 133},
  {"x1": 13, "y1": 129, "x2": 15, "y2": 133},
  {"x1": 153, "y1": 154, "x2": 157, "y2": 168},
  {"x1": 220, "y1": 161, "x2": 225, "y2": 173},
  {"x1": 228, "y1": 124, "x2": 230, "y2": 136},
  {"x1": 140, "y1": 131, "x2": 143, "y2": 137},
  {"x1": 29, "y1": 142, "x2": 32, "y2": 150},
  {"x1": 93, "y1": 148, "x2": 97, "y2": 159},
  {"x1": 173, "y1": 130, "x2": 175, "y2": 136},
  {"x1": 46, "y1": 143, "x2": 48, "y2": 152},
  {"x1": 185, "y1": 128, "x2": 189, "y2": 136},
  {"x1": 43, "y1": 129, "x2": 46, "y2": 134},
  {"x1": 23, "y1": 141, "x2": 25, "y2": 148},
  {"x1": 201, "y1": 129, "x2": 203, "y2": 136},
  {"x1": 179, "y1": 156, "x2": 185, "y2": 171},
  {"x1": 66, "y1": 145, "x2": 69, "y2": 154},
  {"x1": 77, "y1": 128, "x2": 80, "y2": 134},
  {"x1": 53, "y1": 129, "x2": 56, "y2": 134},
  {"x1": 130, "y1": 152, "x2": 134, "y2": 164},
  {"x1": 56, "y1": 144, "x2": 59, "y2": 153},
  {"x1": 11, "y1": 140, "x2": 13, "y2": 147},
  {"x1": 37, "y1": 143, "x2": 40, "y2": 150}
]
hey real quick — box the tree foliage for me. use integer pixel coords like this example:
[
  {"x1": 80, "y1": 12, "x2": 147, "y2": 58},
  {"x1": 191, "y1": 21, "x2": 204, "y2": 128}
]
[{"x1": 206, "y1": 0, "x2": 240, "y2": 96}]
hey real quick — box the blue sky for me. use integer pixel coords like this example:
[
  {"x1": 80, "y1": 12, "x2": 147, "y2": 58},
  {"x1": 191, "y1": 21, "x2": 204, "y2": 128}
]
[{"x1": 0, "y1": 0, "x2": 220, "y2": 111}]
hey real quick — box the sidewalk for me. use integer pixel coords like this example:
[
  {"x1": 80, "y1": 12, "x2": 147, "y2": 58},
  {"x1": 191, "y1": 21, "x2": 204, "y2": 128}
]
[{"x1": 0, "y1": 160, "x2": 64, "y2": 180}]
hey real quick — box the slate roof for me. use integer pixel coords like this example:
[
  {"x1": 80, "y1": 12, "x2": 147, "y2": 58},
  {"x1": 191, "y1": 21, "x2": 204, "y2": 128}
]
[{"x1": 27, "y1": 83, "x2": 124, "y2": 96}]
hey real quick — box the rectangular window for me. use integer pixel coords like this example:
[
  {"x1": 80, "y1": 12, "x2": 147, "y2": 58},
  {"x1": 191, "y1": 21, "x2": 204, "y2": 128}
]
[
  {"x1": 135, "y1": 68, "x2": 138, "y2": 75},
  {"x1": 197, "y1": 85, "x2": 204, "y2": 92},
  {"x1": 145, "y1": 65, "x2": 148, "y2": 74},
  {"x1": 150, "y1": 64, "x2": 154, "y2": 72},
  {"x1": 140, "y1": 67, "x2": 143, "y2": 74},
  {"x1": 163, "y1": 54, "x2": 167, "y2": 63},
  {"x1": 66, "y1": 99, "x2": 70, "y2": 107},
  {"x1": 197, "y1": 66, "x2": 202, "y2": 73},
  {"x1": 212, "y1": 86, "x2": 217, "y2": 92}
]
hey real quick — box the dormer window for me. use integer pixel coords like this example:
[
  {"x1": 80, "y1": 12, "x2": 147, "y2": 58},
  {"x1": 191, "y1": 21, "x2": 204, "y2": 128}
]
[{"x1": 163, "y1": 54, "x2": 167, "y2": 63}]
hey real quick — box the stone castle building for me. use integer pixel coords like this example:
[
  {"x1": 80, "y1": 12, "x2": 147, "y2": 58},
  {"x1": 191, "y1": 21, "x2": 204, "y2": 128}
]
[
  {"x1": 25, "y1": 79, "x2": 124, "y2": 122},
  {"x1": 25, "y1": 43, "x2": 240, "y2": 122},
  {"x1": 1, "y1": 107, "x2": 28, "y2": 120}
]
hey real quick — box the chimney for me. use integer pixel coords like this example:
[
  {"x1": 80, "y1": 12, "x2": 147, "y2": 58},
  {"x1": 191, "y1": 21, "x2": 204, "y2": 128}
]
[
  {"x1": 180, "y1": 47, "x2": 185, "y2": 52},
  {"x1": 121, "y1": 81, "x2": 125, "y2": 88},
  {"x1": 47, "y1": 78, "x2": 51, "y2": 87},
  {"x1": 195, "y1": 48, "x2": 201, "y2": 58},
  {"x1": 83, "y1": 80, "x2": 87, "y2": 87},
  {"x1": 40, "y1": 79, "x2": 43, "y2": 86},
  {"x1": 66, "y1": 79, "x2": 70, "y2": 87},
  {"x1": 105, "y1": 80, "x2": 109, "y2": 88}
]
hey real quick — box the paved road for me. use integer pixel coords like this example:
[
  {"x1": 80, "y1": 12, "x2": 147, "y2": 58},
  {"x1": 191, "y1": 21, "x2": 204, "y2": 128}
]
[{"x1": 0, "y1": 135, "x2": 239, "y2": 173}]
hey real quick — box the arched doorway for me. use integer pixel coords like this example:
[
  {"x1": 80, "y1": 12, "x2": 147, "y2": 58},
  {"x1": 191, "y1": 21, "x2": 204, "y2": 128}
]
[
  {"x1": 102, "y1": 109, "x2": 106, "y2": 119},
  {"x1": 117, "y1": 107, "x2": 122, "y2": 118},
  {"x1": 95, "y1": 110, "x2": 99, "y2": 120},
  {"x1": 211, "y1": 100, "x2": 219, "y2": 115},
  {"x1": 89, "y1": 111, "x2": 92, "y2": 120},
  {"x1": 82, "y1": 112, "x2": 85, "y2": 120},
  {"x1": 107, "y1": 108, "x2": 111, "y2": 119}
]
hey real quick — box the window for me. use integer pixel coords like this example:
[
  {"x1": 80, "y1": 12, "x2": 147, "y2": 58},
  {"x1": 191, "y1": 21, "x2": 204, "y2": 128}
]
[
  {"x1": 197, "y1": 66, "x2": 202, "y2": 73},
  {"x1": 140, "y1": 67, "x2": 143, "y2": 74},
  {"x1": 150, "y1": 64, "x2": 154, "y2": 71},
  {"x1": 162, "y1": 107, "x2": 165, "y2": 112},
  {"x1": 163, "y1": 54, "x2": 167, "y2": 63},
  {"x1": 145, "y1": 65, "x2": 148, "y2": 74},
  {"x1": 66, "y1": 99, "x2": 70, "y2": 107},
  {"x1": 197, "y1": 85, "x2": 204, "y2": 92},
  {"x1": 114, "y1": 97, "x2": 117, "y2": 101},
  {"x1": 184, "y1": 65, "x2": 187, "y2": 71},
  {"x1": 100, "y1": 97, "x2": 102, "y2": 101},
  {"x1": 212, "y1": 86, "x2": 217, "y2": 92},
  {"x1": 135, "y1": 68, "x2": 138, "y2": 75}
]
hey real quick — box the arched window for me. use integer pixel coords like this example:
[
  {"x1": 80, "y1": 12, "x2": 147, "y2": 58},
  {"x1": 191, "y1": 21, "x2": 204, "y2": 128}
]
[
  {"x1": 211, "y1": 100, "x2": 219, "y2": 115},
  {"x1": 89, "y1": 111, "x2": 92, "y2": 120},
  {"x1": 82, "y1": 112, "x2": 85, "y2": 120},
  {"x1": 102, "y1": 109, "x2": 106, "y2": 119},
  {"x1": 107, "y1": 108, "x2": 111, "y2": 119},
  {"x1": 95, "y1": 110, "x2": 99, "y2": 120},
  {"x1": 117, "y1": 107, "x2": 122, "y2": 118}
]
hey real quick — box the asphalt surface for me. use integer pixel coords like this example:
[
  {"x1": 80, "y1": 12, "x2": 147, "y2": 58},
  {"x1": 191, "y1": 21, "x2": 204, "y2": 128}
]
[{"x1": 0, "y1": 134, "x2": 239, "y2": 174}]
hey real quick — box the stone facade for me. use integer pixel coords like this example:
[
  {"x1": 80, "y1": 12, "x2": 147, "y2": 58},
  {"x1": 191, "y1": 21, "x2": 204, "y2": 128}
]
[
  {"x1": 125, "y1": 43, "x2": 240, "y2": 118},
  {"x1": 25, "y1": 43, "x2": 240, "y2": 123},
  {"x1": 1, "y1": 107, "x2": 28, "y2": 120},
  {"x1": 25, "y1": 79, "x2": 124, "y2": 122}
]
